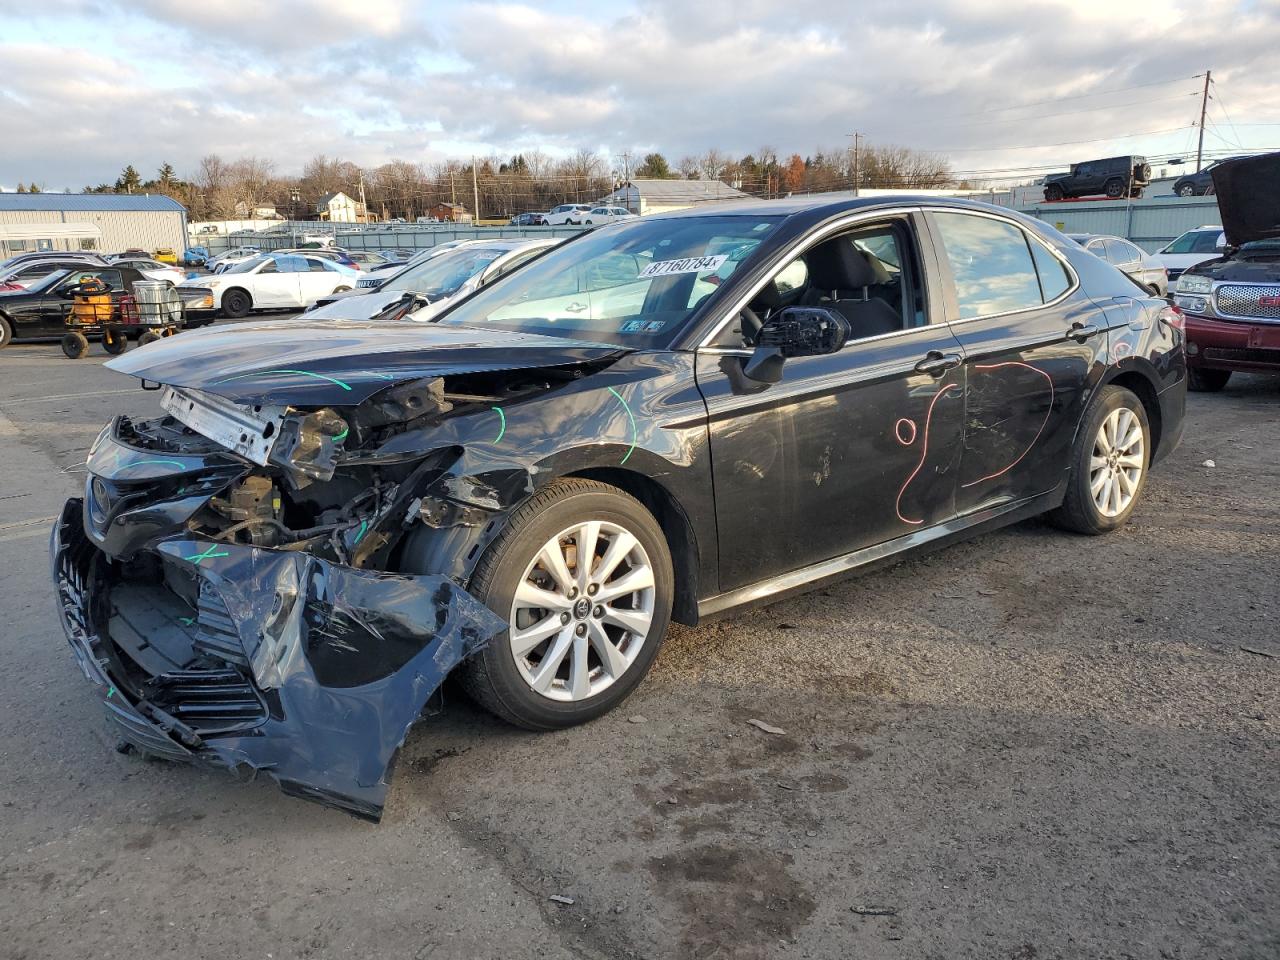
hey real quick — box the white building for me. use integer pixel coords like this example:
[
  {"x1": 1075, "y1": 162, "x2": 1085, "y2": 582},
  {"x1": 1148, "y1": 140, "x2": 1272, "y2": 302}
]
[
  {"x1": 0, "y1": 193, "x2": 187, "y2": 257},
  {"x1": 602, "y1": 179, "x2": 749, "y2": 215},
  {"x1": 316, "y1": 191, "x2": 360, "y2": 223}
]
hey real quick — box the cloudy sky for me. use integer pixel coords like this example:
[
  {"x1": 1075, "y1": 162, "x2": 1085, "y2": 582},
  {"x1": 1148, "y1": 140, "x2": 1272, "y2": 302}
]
[{"x1": 1, "y1": 0, "x2": 1278, "y2": 191}]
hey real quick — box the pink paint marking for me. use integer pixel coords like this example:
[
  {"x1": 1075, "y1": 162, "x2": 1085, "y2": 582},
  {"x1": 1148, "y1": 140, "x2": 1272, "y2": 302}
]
[
  {"x1": 894, "y1": 418, "x2": 917, "y2": 446},
  {"x1": 959, "y1": 361, "x2": 1055, "y2": 489},
  {"x1": 895, "y1": 383, "x2": 962, "y2": 526}
]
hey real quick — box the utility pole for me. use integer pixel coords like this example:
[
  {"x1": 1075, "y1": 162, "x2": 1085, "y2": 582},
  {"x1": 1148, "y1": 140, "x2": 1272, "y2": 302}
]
[
  {"x1": 848, "y1": 132, "x2": 862, "y2": 196},
  {"x1": 471, "y1": 157, "x2": 481, "y2": 222},
  {"x1": 615, "y1": 152, "x2": 632, "y2": 211},
  {"x1": 1196, "y1": 70, "x2": 1212, "y2": 173},
  {"x1": 356, "y1": 173, "x2": 368, "y2": 224}
]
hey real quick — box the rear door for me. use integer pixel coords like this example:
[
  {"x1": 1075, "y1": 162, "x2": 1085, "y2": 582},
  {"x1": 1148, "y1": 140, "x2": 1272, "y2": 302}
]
[
  {"x1": 298, "y1": 257, "x2": 344, "y2": 305},
  {"x1": 924, "y1": 210, "x2": 1107, "y2": 515},
  {"x1": 251, "y1": 256, "x2": 305, "y2": 307}
]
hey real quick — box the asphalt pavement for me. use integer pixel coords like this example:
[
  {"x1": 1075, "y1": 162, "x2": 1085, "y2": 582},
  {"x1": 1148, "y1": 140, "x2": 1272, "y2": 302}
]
[{"x1": 0, "y1": 339, "x2": 1276, "y2": 960}]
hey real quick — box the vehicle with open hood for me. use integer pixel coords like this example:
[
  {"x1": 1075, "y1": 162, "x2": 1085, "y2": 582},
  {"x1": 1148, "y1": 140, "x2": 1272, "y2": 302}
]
[
  {"x1": 1172, "y1": 152, "x2": 1280, "y2": 391},
  {"x1": 51, "y1": 196, "x2": 1185, "y2": 819}
]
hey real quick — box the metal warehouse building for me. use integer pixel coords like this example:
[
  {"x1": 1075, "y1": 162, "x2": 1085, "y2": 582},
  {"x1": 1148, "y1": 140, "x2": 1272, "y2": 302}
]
[{"x1": 0, "y1": 193, "x2": 188, "y2": 257}]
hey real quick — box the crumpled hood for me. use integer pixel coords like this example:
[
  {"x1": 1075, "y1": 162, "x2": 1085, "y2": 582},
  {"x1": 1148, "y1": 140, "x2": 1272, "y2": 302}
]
[
  {"x1": 1210, "y1": 151, "x2": 1280, "y2": 247},
  {"x1": 105, "y1": 317, "x2": 627, "y2": 405}
]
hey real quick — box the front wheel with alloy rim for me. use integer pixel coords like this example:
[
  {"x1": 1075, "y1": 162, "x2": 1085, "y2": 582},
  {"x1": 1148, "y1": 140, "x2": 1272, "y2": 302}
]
[
  {"x1": 0, "y1": 316, "x2": 12, "y2": 349},
  {"x1": 460, "y1": 478, "x2": 674, "y2": 730},
  {"x1": 1050, "y1": 384, "x2": 1150, "y2": 535}
]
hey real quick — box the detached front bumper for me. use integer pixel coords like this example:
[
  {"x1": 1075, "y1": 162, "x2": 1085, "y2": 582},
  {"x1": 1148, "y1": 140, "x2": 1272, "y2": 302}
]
[
  {"x1": 1182, "y1": 313, "x2": 1280, "y2": 373},
  {"x1": 51, "y1": 498, "x2": 504, "y2": 821}
]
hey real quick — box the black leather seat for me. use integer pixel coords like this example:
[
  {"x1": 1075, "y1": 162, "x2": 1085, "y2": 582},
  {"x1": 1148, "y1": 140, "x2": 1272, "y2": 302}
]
[{"x1": 802, "y1": 240, "x2": 902, "y2": 339}]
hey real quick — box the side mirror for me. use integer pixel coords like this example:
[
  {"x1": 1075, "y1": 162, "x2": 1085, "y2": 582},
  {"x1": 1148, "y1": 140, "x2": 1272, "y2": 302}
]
[{"x1": 742, "y1": 306, "x2": 850, "y2": 384}]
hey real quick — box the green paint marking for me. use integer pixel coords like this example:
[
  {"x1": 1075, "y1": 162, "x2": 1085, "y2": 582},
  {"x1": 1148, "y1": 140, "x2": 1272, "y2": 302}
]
[
  {"x1": 355, "y1": 520, "x2": 368, "y2": 544},
  {"x1": 606, "y1": 387, "x2": 637, "y2": 465},
  {"x1": 178, "y1": 616, "x2": 195, "y2": 626},
  {"x1": 107, "y1": 685, "x2": 116, "y2": 700},
  {"x1": 126, "y1": 459, "x2": 186, "y2": 471},
  {"x1": 213, "y1": 369, "x2": 353, "y2": 391},
  {"x1": 185, "y1": 544, "x2": 230, "y2": 565},
  {"x1": 491, "y1": 406, "x2": 506, "y2": 444},
  {"x1": 333, "y1": 427, "x2": 349, "y2": 443}
]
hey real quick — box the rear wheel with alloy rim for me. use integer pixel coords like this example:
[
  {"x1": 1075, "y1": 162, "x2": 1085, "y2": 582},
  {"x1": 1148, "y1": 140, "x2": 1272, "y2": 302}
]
[
  {"x1": 460, "y1": 478, "x2": 673, "y2": 729},
  {"x1": 1050, "y1": 385, "x2": 1150, "y2": 534}
]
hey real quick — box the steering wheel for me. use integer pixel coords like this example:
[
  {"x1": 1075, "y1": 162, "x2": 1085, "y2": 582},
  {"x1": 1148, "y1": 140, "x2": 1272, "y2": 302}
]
[{"x1": 739, "y1": 305, "x2": 763, "y2": 345}]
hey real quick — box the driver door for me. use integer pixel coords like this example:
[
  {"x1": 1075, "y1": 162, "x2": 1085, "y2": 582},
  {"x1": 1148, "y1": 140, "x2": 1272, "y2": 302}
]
[{"x1": 695, "y1": 213, "x2": 969, "y2": 592}]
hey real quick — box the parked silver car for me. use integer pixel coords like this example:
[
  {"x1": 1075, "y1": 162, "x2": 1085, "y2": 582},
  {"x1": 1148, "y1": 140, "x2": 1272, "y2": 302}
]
[
  {"x1": 304, "y1": 237, "x2": 561, "y2": 320},
  {"x1": 1067, "y1": 234, "x2": 1169, "y2": 297}
]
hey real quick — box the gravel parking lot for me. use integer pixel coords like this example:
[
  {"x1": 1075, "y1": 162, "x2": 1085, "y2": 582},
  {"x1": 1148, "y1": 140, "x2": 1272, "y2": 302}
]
[{"x1": 1, "y1": 339, "x2": 1276, "y2": 960}]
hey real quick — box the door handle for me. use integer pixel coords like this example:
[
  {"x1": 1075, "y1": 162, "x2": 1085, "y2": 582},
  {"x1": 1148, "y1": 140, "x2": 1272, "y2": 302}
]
[
  {"x1": 564, "y1": 301, "x2": 588, "y2": 314},
  {"x1": 1065, "y1": 322, "x2": 1101, "y2": 342},
  {"x1": 914, "y1": 351, "x2": 963, "y2": 377}
]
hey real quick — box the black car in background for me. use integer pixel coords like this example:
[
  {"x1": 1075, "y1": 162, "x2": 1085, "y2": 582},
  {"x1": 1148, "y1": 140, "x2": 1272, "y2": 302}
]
[
  {"x1": 51, "y1": 196, "x2": 1185, "y2": 819},
  {"x1": 1171, "y1": 156, "x2": 1248, "y2": 197},
  {"x1": 0, "y1": 263, "x2": 148, "y2": 348},
  {"x1": 511, "y1": 212, "x2": 549, "y2": 225},
  {"x1": 1043, "y1": 156, "x2": 1152, "y2": 200}
]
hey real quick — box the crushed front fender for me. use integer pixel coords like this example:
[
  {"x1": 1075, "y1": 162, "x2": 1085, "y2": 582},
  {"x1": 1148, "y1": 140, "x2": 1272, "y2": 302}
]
[{"x1": 51, "y1": 498, "x2": 506, "y2": 821}]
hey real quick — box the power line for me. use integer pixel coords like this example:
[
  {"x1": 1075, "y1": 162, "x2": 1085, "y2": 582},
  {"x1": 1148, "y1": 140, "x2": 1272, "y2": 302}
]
[
  {"x1": 941, "y1": 74, "x2": 1201, "y2": 118},
  {"x1": 887, "y1": 93, "x2": 1200, "y2": 131},
  {"x1": 914, "y1": 124, "x2": 1193, "y2": 153}
]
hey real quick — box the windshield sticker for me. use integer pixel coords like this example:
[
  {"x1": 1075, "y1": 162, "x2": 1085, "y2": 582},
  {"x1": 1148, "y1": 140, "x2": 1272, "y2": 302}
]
[
  {"x1": 620, "y1": 319, "x2": 666, "y2": 334},
  {"x1": 639, "y1": 254, "x2": 729, "y2": 279}
]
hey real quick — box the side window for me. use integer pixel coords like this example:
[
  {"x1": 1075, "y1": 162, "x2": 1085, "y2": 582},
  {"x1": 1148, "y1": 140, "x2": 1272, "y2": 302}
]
[
  {"x1": 258, "y1": 259, "x2": 279, "y2": 274},
  {"x1": 306, "y1": 258, "x2": 330, "y2": 272},
  {"x1": 1192, "y1": 232, "x2": 1223, "y2": 253},
  {"x1": 1028, "y1": 238, "x2": 1072, "y2": 302},
  {"x1": 493, "y1": 249, "x2": 542, "y2": 279},
  {"x1": 1103, "y1": 239, "x2": 1135, "y2": 264},
  {"x1": 932, "y1": 212, "x2": 1044, "y2": 319},
  {"x1": 774, "y1": 258, "x2": 808, "y2": 293}
]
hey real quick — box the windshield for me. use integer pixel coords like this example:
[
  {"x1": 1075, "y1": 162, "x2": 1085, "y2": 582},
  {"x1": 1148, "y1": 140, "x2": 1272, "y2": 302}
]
[
  {"x1": 437, "y1": 214, "x2": 783, "y2": 346},
  {"x1": 386, "y1": 246, "x2": 505, "y2": 296},
  {"x1": 225, "y1": 255, "x2": 270, "y2": 274}
]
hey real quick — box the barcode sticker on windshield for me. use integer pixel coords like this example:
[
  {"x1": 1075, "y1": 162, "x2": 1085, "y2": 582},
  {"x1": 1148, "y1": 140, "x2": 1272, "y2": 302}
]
[{"x1": 639, "y1": 254, "x2": 728, "y2": 279}]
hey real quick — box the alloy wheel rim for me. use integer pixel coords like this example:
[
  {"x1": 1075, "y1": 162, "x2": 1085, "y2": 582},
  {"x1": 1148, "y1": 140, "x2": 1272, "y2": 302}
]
[
  {"x1": 1090, "y1": 407, "x2": 1145, "y2": 518},
  {"x1": 508, "y1": 520, "x2": 655, "y2": 702}
]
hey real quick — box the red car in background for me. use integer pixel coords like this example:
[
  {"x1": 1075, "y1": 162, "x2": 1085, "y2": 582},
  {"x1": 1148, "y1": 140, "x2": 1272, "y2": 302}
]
[{"x1": 1173, "y1": 152, "x2": 1280, "y2": 391}]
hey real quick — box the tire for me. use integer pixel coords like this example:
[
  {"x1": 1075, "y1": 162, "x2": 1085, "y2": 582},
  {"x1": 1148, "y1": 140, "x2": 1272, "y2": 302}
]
[
  {"x1": 1049, "y1": 385, "x2": 1150, "y2": 535},
  {"x1": 1177, "y1": 183, "x2": 1196, "y2": 198},
  {"x1": 61, "y1": 332, "x2": 90, "y2": 359},
  {"x1": 0, "y1": 315, "x2": 12, "y2": 349},
  {"x1": 101, "y1": 325, "x2": 127, "y2": 354},
  {"x1": 584, "y1": 219, "x2": 593, "y2": 225},
  {"x1": 138, "y1": 331, "x2": 162, "y2": 346},
  {"x1": 1044, "y1": 184, "x2": 1064, "y2": 202},
  {"x1": 221, "y1": 288, "x2": 251, "y2": 318},
  {"x1": 1104, "y1": 178, "x2": 1125, "y2": 199},
  {"x1": 1188, "y1": 367, "x2": 1230, "y2": 392},
  {"x1": 459, "y1": 478, "x2": 674, "y2": 730}
]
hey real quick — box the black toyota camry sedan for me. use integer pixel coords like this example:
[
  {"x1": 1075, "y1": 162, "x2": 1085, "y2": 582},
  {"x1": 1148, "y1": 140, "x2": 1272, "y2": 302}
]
[{"x1": 51, "y1": 197, "x2": 1186, "y2": 819}]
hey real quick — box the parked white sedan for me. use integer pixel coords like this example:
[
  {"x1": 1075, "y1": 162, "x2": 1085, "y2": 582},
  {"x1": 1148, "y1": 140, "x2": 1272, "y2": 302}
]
[
  {"x1": 579, "y1": 206, "x2": 636, "y2": 225},
  {"x1": 177, "y1": 253, "x2": 361, "y2": 318}
]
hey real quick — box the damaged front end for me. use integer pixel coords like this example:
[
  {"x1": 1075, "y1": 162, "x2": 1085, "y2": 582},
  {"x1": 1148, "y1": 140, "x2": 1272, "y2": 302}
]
[{"x1": 47, "y1": 373, "x2": 573, "y2": 819}]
